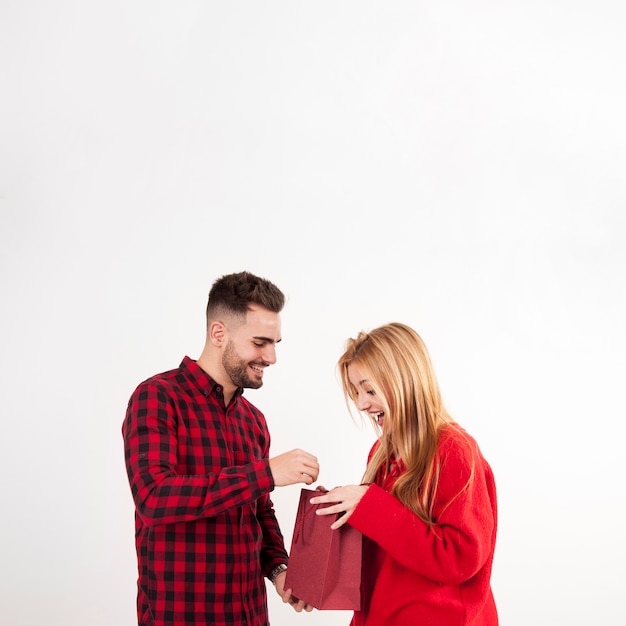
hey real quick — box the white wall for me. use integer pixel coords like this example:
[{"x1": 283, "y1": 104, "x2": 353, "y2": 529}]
[{"x1": 1, "y1": 2, "x2": 625, "y2": 624}]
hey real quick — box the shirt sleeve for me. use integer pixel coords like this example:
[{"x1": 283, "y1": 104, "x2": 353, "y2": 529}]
[
  {"x1": 122, "y1": 380, "x2": 275, "y2": 527},
  {"x1": 257, "y1": 491, "x2": 289, "y2": 575},
  {"x1": 347, "y1": 432, "x2": 497, "y2": 585}
]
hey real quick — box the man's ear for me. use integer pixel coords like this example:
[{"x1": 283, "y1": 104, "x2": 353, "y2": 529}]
[{"x1": 209, "y1": 321, "x2": 226, "y2": 347}]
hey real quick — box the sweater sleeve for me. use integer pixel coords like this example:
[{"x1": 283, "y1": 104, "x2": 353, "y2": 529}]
[{"x1": 347, "y1": 431, "x2": 497, "y2": 585}]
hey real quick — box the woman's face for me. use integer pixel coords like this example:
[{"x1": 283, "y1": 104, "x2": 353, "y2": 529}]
[{"x1": 347, "y1": 362, "x2": 386, "y2": 428}]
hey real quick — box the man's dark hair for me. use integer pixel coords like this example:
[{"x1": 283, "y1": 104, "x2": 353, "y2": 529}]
[{"x1": 206, "y1": 271, "x2": 286, "y2": 323}]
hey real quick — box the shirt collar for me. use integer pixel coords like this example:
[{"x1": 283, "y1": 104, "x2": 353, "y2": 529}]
[{"x1": 180, "y1": 356, "x2": 244, "y2": 399}]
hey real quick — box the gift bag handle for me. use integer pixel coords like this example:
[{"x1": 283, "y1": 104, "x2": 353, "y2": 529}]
[
  {"x1": 293, "y1": 503, "x2": 317, "y2": 543},
  {"x1": 293, "y1": 490, "x2": 334, "y2": 543}
]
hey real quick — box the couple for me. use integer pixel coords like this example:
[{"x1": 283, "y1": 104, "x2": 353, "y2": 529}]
[{"x1": 122, "y1": 271, "x2": 498, "y2": 626}]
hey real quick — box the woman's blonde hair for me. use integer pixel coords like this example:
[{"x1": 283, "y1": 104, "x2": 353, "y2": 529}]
[{"x1": 338, "y1": 322, "x2": 462, "y2": 524}]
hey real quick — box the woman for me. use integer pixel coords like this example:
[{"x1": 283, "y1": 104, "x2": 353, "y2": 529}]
[{"x1": 311, "y1": 323, "x2": 498, "y2": 625}]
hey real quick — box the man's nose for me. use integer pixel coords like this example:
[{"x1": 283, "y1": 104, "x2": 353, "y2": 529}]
[{"x1": 263, "y1": 344, "x2": 277, "y2": 365}]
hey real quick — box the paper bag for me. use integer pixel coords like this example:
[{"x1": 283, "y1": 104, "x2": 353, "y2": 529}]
[{"x1": 284, "y1": 488, "x2": 362, "y2": 610}]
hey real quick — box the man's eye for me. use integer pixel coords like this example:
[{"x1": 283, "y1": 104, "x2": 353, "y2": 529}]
[{"x1": 253, "y1": 342, "x2": 264, "y2": 347}]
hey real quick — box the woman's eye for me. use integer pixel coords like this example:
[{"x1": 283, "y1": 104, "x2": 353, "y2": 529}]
[{"x1": 366, "y1": 389, "x2": 376, "y2": 396}]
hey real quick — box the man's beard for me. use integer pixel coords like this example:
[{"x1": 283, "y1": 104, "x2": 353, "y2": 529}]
[{"x1": 222, "y1": 339, "x2": 263, "y2": 389}]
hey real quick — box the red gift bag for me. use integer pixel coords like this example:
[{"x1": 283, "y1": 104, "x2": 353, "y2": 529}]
[{"x1": 284, "y1": 488, "x2": 362, "y2": 610}]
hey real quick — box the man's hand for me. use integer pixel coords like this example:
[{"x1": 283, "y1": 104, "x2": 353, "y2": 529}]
[
  {"x1": 274, "y1": 570, "x2": 314, "y2": 613},
  {"x1": 269, "y1": 449, "x2": 319, "y2": 486}
]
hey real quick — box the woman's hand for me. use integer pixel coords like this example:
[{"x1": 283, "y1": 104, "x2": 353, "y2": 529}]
[{"x1": 309, "y1": 484, "x2": 369, "y2": 529}]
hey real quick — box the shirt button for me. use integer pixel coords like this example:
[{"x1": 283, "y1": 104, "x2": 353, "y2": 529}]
[{"x1": 216, "y1": 386, "x2": 222, "y2": 392}]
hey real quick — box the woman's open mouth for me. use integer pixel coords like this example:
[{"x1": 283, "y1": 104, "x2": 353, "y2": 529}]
[{"x1": 372, "y1": 412, "x2": 384, "y2": 426}]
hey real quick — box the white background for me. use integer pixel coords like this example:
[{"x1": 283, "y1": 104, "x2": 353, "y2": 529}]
[{"x1": 1, "y1": 2, "x2": 625, "y2": 625}]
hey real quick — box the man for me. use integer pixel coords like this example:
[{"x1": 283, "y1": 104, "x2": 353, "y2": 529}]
[{"x1": 122, "y1": 271, "x2": 319, "y2": 626}]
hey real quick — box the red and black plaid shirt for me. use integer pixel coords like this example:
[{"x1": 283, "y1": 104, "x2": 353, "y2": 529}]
[{"x1": 122, "y1": 357, "x2": 288, "y2": 626}]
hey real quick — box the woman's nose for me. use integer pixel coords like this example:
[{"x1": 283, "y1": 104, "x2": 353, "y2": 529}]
[{"x1": 355, "y1": 394, "x2": 370, "y2": 411}]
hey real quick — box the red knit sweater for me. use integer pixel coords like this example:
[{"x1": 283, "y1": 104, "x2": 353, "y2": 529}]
[{"x1": 347, "y1": 425, "x2": 498, "y2": 626}]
